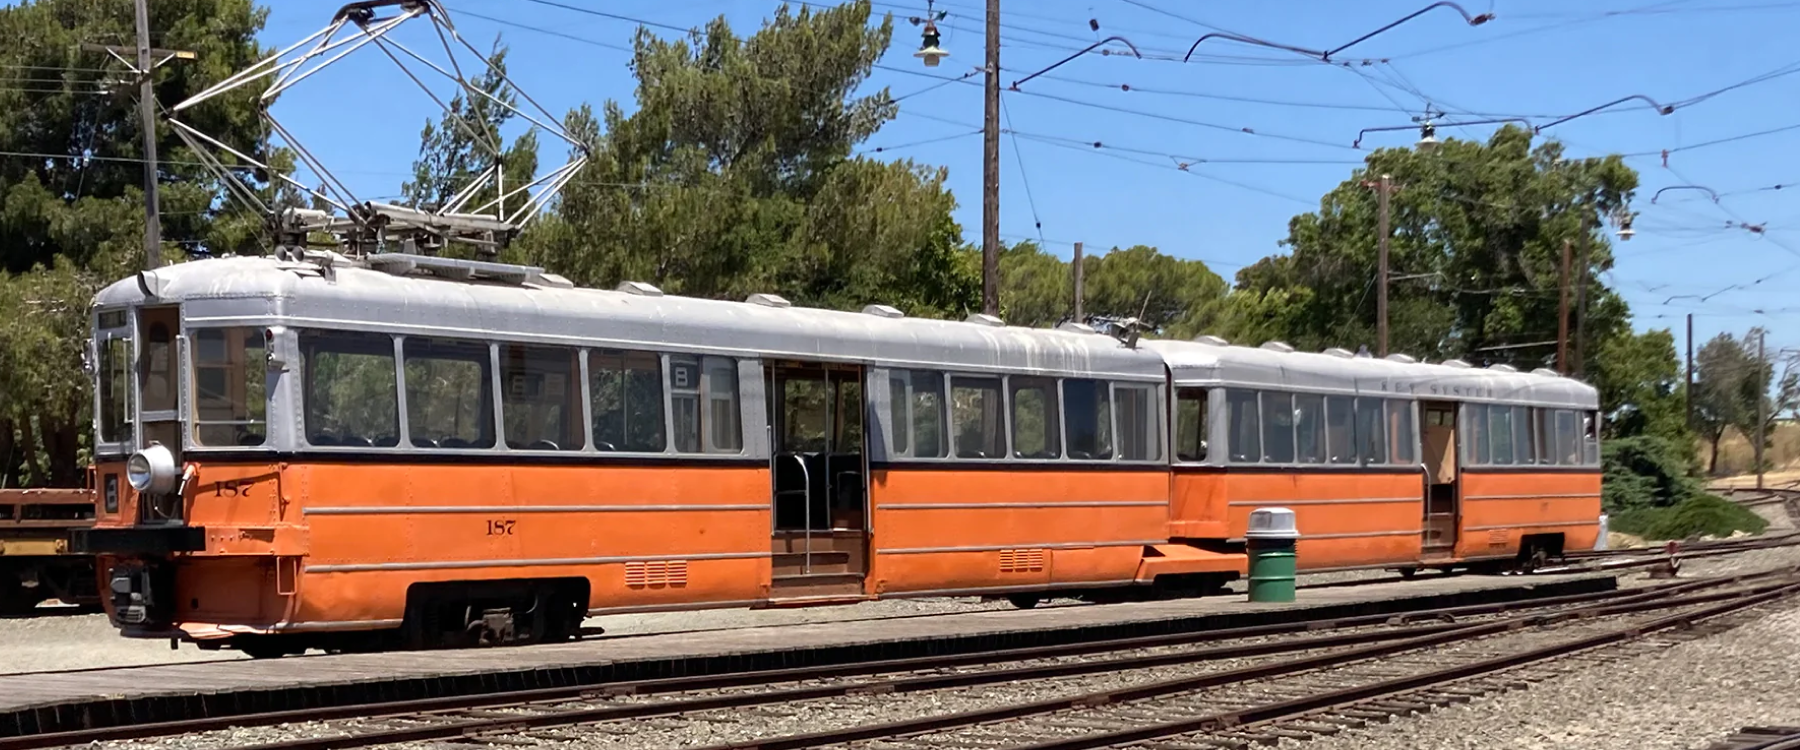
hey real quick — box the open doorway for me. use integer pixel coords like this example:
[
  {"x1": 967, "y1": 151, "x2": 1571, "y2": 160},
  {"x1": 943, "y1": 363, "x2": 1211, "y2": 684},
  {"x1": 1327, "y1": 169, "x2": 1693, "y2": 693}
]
[
  {"x1": 767, "y1": 361, "x2": 868, "y2": 600},
  {"x1": 1420, "y1": 401, "x2": 1459, "y2": 556}
]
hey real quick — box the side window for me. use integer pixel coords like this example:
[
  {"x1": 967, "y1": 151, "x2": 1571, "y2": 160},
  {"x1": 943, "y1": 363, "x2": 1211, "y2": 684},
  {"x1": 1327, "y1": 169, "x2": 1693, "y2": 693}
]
[
  {"x1": 1295, "y1": 394, "x2": 1325, "y2": 464},
  {"x1": 1356, "y1": 396, "x2": 1387, "y2": 465},
  {"x1": 707, "y1": 359, "x2": 743, "y2": 452},
  {"x1": 1227, "y1": 389, "x2": 1261, "y2": 463},
  {"x1": 1260, "y1": 391, "x2": 1296, "y2": 463},
  {"x1": 1488, "y1": 403, "x2": 1514, "y2": 465},
  {"x1": 1064, "y1": 378, "x2": 1115, "y2": 460},
  {"x1": 500, "y1": 344, "x2": 580, "y2": 451},
  {"x1": 1115, "y1": 383, "x2": 1162, "y2": 461},
  {"x1": 1388, "y1": 400, "x2": 1417, "y2": 464},
  {"x1": 1513, "y1": 405, "x2": 1535, "y2": 465},
  {"x1": 1463, "y1": 403, "x2": 1489, "y2": 465},
  {"x1": 1582, "y1": 410, "x2": 1600, "y2": 466},
  {"x1": 1325, "y1": 395, "x2": 1355, "y2": 464},
  {"x1": 192, "y1": 327, "x2": 267, "y2": 447},
  {"x1": 590, "y1": 349, "x2": 666, "y2": 453},
  {"x1": 951, "y1": 375, "x2": 1005, "y2": 459},
  {"x1": 890, "y1": 370, "x2": 947, "y2": 458},
  {"x1": 1174, "y1": 387, "x2": 1207, "y2": 462},
  {"x1": 404, "y1": 337, "x2": 495, "y2": 450},
  {"x1": 1555, "y1": 409, "x2": 1580, "y2": 465},
  {"x1": 1009, "y1": 376, "x2": 1060, "y2": 459},
  {"x1": 1534, "y1": 408, "x2": 1554, "y2": 465},
  {"x1": 99, "y1": 335, "x2": 133, "y2": 443},
  {"x1": 301, "y1": 330, "x2": 398, "y2": 448},
  {"x1": 671, "y1": 356, "x2": 741, "y2": 454}
]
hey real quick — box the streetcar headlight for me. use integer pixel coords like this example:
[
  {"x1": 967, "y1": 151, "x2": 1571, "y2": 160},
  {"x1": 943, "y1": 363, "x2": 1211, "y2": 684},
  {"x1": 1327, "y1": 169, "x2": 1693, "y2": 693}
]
[{"x1": 126, "y1": 444, "x2": 178, "y2": 495}]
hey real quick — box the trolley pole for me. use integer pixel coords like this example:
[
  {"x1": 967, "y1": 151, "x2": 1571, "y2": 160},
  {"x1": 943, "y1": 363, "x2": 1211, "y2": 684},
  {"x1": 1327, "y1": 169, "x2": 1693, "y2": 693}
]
[
  {"x1": 980, "y1": 0, "x2": 1001, "y2": 317},
  {"x1": 135, "y1": 0, "x2": 162, "y2": 270}
]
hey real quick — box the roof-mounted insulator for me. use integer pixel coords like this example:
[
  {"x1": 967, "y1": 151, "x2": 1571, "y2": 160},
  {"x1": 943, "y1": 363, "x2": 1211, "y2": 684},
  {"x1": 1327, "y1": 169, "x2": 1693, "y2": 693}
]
[
  {"x1": 1384, "y1": 353, "x2": 1418, "y2": 363},
  {"x1": 1057, "y1": 321, "x2": 1097, "y2": 333},
  {"x1": 616, "y1": 281, "x2": 664, "y2": 297},
  {"x1": 1260, "y1": 341, "x2": 1296, "y2": 353},
  {"x1": 1192, "y1": 335, "x2": 1230, "y2": 346},
  {"x1": 1443, "y1": 359, "x2": 1472, "y2": 368},
  {"x1": 861, "y1": 304, "x2": 904, "y2": 319},
  {"x1": 365, "y1": 253, "x2": 550, "y2": 286},
  {"x1": 746, "y1": 293, "x2": 792, "y2": 308},
  {"x1": 965, "y1": 313, "x2": 1005, "y2": 327},
  {"x1": 1322, "y1": 347, "x2": 1354, "y2": 358}
]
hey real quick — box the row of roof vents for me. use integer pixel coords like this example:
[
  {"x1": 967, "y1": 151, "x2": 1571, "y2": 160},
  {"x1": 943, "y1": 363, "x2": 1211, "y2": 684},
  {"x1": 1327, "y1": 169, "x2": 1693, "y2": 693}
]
[
  {"x1": 345, "y1": 260, "x2": 1565, "y2": 380},
  {"x1": 1191, "y1": 334, "x2": 1564, "y2": 377}
]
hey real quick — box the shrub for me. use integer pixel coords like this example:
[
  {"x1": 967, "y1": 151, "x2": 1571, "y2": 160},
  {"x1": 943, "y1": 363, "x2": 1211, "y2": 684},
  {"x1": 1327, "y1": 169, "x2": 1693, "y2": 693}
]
[
  {"x1": 1602, "y1": 435, "x2": 1701, "y2": 513},
  {"x1": 1610, "y1": 493, "x2": 1769, "y2": 541}
]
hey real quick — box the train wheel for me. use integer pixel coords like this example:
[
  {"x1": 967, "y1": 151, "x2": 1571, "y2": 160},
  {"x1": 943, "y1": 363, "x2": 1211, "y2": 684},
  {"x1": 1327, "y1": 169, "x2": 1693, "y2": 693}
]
[
  {"x1": 236, "y1": 636, "x2": 303, "y2": 659},
  {"x1": 1007, "y1": 594, "x2": 1041, "y2": 609}
]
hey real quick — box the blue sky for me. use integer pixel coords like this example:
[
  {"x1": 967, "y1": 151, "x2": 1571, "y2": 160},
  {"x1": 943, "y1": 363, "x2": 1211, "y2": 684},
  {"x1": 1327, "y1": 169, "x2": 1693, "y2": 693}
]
[{"x1": 252, "y1": 0, "x2": 1800, "y2": 354}]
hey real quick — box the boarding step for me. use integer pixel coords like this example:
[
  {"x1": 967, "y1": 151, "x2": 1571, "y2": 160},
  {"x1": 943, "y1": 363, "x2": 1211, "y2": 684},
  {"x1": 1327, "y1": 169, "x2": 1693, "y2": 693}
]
[{"x1": 770, "y1": 571, "x2": 865, "y2": 600}]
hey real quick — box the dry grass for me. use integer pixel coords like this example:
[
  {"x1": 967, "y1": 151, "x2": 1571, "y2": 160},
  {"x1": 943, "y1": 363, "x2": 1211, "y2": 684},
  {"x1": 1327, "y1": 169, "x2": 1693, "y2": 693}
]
[{"x1": 1705, "y1": 422, "x2": 1800, "y2": 481}]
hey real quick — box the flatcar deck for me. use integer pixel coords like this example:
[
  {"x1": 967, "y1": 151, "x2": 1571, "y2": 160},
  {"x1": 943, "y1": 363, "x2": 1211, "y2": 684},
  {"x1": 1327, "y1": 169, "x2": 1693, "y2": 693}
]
[{"x1": 0, "y1": 571, "x2": 1615, "y2": 737}]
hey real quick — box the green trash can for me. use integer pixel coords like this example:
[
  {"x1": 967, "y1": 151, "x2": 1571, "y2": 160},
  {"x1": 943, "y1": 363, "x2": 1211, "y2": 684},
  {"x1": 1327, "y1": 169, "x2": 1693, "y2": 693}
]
[{"x1": 1246, "y1": 507, "x2": 1299, "y2": 603}]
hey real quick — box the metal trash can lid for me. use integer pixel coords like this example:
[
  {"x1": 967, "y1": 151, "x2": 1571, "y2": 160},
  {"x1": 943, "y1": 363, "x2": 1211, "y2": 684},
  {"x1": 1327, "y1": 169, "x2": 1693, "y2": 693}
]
[{"x1": 1246, "y1": 507, "x2": 1300, "y2": 540}]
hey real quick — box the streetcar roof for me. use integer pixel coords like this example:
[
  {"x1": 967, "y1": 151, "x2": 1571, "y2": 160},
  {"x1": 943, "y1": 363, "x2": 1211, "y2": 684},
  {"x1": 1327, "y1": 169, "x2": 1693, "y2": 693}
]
[
  {"x1": 1143, "y1": 338, "x2": 1598, "y2": 408},
  {"x1": 95, "y1": 255, "x2": 1169, "y2": 380}
]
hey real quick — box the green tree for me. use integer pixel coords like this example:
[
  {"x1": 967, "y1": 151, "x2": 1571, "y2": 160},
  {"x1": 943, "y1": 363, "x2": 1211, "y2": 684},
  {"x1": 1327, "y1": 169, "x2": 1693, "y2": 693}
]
[
  {"x1": 1589, "y1": 328, "x2": 1688, "y2": 443},
  {"x1": 1693, "y1": 331, "x2": 1759, "y2": 475},
  {"x1": 1226, "y1": 125, "x2": 1635, "y2": 372},
  {"x1": 0, "y1": 0, "x2": 273, "y2": 487},
  {"x1": 998, "y1": 242, "x2": 1227, "y2": 337},
  {"x1": 400, "y1": 39, "x2": 539, "y2": 231},
  {"x1": 517, "y1": 1, "x2": 978, "y2": 318}
]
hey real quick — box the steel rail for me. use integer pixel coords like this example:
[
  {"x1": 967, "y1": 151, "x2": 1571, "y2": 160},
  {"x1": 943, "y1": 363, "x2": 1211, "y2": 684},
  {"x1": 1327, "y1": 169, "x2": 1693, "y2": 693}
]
[
  {"x1": 0, "y1": 576, "x2": 1667, "y2": 749},
  {"x1": 1015, "y1": 581, "x2": 1800, "y2": 750},
  {"x1": 680, "y1": 574, "x2": 1795, "y2": 750}
]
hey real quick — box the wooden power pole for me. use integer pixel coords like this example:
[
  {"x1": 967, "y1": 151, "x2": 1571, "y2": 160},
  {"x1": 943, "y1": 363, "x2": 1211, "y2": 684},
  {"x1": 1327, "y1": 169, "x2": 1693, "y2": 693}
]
[
  {"x1": 1072, "y1": 241, "x2": 1084, "y2": 324},
  {"x1": 1573, "y1": 225, "x2": 1590, "y2": 377},
  {"x1": 135, "y1": 0, "x2": 162, "y2": 270},
  {"x1": 980, "y1": 0, "x2": 1001, "y2": 316},
  {"x1": 1558, "y1": 239, "x2": 1572, "y2": 374},
  {"x1": 1757, "y1": 330, "x2": 1767, "y2": 491},
  {"x1": 1375, "y1": 173, "x2": 1392, "y2": 357},
  {"x1": 1686, "y1": 313, "x2": 1696, "y2": 430}
]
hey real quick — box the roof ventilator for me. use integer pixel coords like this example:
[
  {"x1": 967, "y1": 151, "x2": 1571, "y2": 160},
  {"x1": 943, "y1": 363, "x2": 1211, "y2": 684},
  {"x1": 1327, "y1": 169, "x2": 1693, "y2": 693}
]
[
  {"x1": 616, "y1": 281, "x2": 664, "y2": 297},
  {"x1": 1488, "y1": 364, "x2": 1518, "y2": 372},
  {"x1": 1532, "y1": 367, "x2": 1561, "y2": 377},
  {"x1": 1260, "y1": 341, "x2": 1296, "y2": 353},
  {"x1": 364, "y1": 253, "x2": 568, "y2": 287},
  {"x1": 1322, "y1": 347, "x2": 1354, "y2": 358},
  {"x1": 1385, "y1": 353, "x2": 1418, "y2": 364},
  {"x1": 1192, "y1": 335, "x2": 1230, "y2": 346},
  {"x1": 862, "y1": 304, "x2": 905, "y2": 319},
  {"x1": 746, "y1": 293, "x2": 793, "y2": 308},
  {"x1": 965, "y1": 313, "x2": 1006, "y2": 327},
  {"x1": 1443, "y1": 359, "x2": 1472, "y2": 368}
]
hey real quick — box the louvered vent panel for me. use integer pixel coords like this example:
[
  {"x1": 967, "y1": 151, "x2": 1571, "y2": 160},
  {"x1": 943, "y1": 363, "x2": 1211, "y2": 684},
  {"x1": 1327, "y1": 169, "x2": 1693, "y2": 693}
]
[
  {"x1": 999, "y1": 549, "x2": 1045, "y2": 573},
  {"x1": 624, "y1": 560, "x2": 690, "y2": 588}
]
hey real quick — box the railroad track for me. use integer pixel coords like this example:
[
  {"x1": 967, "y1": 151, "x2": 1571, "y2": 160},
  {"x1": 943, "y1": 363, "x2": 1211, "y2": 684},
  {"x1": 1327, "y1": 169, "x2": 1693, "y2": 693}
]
[
  {"x1": 1703, "y1": 726, "x2": 1800, "y2": 750},
  {"x1": 15, "y1": 571, "x2": 1786, "y2": 750}
]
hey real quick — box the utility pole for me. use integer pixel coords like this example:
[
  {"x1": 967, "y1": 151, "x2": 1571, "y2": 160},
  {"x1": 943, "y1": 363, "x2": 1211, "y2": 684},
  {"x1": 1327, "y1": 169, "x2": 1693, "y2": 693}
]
[
  {"x1": 1558, "y1": 239, "x2": 1571, "y2": 374},
  {"x1": 135, "y1": 0, "x2": 162, "y2": 270},
  {"x1": 1686, "y1": 313, "x2": 1695, "y2": 431},
  {"x1": 1755, "y1": 331, "x2": 1768, "y2": 489},
  {"x1": 1375, "y1": 173, "x2": 1391, "y2": 357},
  {"x1": 1072, "y1": 241, "x2": 1084, "y2": 324},
  {"x1": 1573, "y1": 218, "x2": 1590, "y2": 378},
  {"x1": 980, "y1": 0, "x2": 1001, "y2": 317}
]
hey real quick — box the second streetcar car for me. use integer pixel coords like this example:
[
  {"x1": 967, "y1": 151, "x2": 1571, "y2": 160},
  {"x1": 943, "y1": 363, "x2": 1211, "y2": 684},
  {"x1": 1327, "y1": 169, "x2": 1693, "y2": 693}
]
[{"x1": 73, "y1": 253, "x2": 1602, "y2": 656}]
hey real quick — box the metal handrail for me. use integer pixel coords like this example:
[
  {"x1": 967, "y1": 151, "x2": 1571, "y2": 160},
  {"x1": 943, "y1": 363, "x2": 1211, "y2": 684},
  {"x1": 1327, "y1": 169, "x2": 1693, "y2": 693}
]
[{"x1": 784, "y1": 453, "x2": 813, "y2": 575}]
